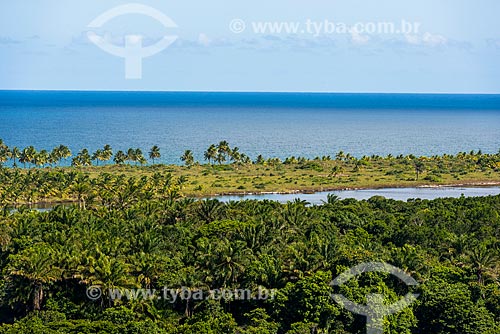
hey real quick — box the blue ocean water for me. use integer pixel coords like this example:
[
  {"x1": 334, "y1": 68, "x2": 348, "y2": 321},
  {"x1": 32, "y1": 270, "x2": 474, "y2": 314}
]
[{"x1": 0, "y1": 91, "x2": 499, "y2": 164}]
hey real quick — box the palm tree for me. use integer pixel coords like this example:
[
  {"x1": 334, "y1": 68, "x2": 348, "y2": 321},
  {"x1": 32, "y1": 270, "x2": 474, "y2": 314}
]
[
  {"x1": 149, "y1": 145, "x2": 161, "y2": 164},
  {"x1": 240, "y1": 154, "x2": 251, "y2": 164},
  {"x1": 0, "y1": 145, "x2": 11, "y2": 166},
  {"x1": 181, "y1": 150, "x2": 195, "y2": 167},
  {"x1": 196, "y1": 199, "x2": 224, "y2": 223},
  {"x1": 204, "y1": 144, "x2": 217, "y2": 165},
  {"x1": 72, "y1": 149, "x2": 91, "y2": 167},
  {"x1": 57, "y1": 145, "x2": 72, "y2": 165},
  {"x1": 91, "y1": 149, "x2": 104, "y2": 166},
  {"x1": 102, "y1": 145, "x2": 113, "y2": 164},
  {"x1": 48, "y1": 145, "x2": 72, "y2": 166},
  {"x1": 8, "y1": 243, "x2": 62, "y2": 311},
  {"x1": 330, "y1": 165, "x2": 344, "y2": 178},
  {"x1": 215, "y1": 152, "x2": 226, "y2": 165},
  {"x1": 78, "y1": 249, "x2": 134, "y2": 307},
  {"x1": 335, "y1": 151, "x2": 345, "y2": 161},
  {"x1": 414, "y1": 160, "x2": 425, "y2": 180},
  {"x1": 70, "y1": 175, "x2": 91, "y2": 209},
  {"x1": 216, "y1": 140, "x2": 230, "y2": 164},
  {"x1": 113, "y1": 150, "x2": 127, "y2": 165},
  {"x1": 126, "y1": 148, "x2": 137, "y2": 165},
  {"x1": 229, "y1": 147, "x2": 241, "y2": 163},
  {"x1": 134, "y1": 148, "x2": 145, "y2": 165},
  {"x1": 48, "y1": 150, "x2": 59, "y2": 167},
  {"x1": 34, "y1": 149, "x2": 49, "y2": 168},
  {"x1": 80, "y1": 149, "x2": 92, "y2": 166},
  {"x1": 469, "y1": 246, "x2": 499, "y2": 286},
  {"x1": 10, "y1": 146, "x2": 20, "y2": 168},
  {"x1": 214, "y1": 239, "x2": 250, "y2": 288},
  {"x1": 19, "y1": 146, "x2": 37, "y2": 168}
]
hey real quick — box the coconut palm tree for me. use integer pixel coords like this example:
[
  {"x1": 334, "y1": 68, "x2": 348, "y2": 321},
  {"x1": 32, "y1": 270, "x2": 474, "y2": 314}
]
[
  {"x1": 149, "y1": 145, "x2": 161, "y2": 164},
  {"x1": 10, "y1": 146, "x2": 20, "y2": 168},
  {"x1": 414, "y1": 160, "x2": 425, "y2": 180},
  {"x1": 80, "y1": 149, "x2": 92, "y2": 166},
  {"x1": 0, "y1": 145, "x2": 11, "y2": 166},
  {"x1": 113, "y1": 150, "x2": 127, "y2": 165},
  {"x1": 72, "y1": 149, "x2": 91, "y2": 167},
  {"x1": 214, "y1": 239, "x2": 251, "y2": 288},
  {"x1": 102, "y1": 145, "x2": 113, "y2": 164},
  {"x1": 7, "y1": 243, "x2": 62, "y2": 311},
  {"x1": 181, "y1": 150, "x2": 194, "y2": 167},
  {"x1": 335, "y1": 151, "x2": 345, "y2": 161},
  {"x1": 126, "y1": 148, "x2": 137, "y2": 165},
  {"x1": 134, "y1": 148, "x2": 145, "y2": 165},
  {"x1": 34, "y1": 149, "x2": 49, "y2": 168},
  {"x1": 58, "y1": 145, "x2": 72, "y2": 163},
  {"x1": 51, "y1": 145, "x2": 72, "y2": 166},
  {"x1": 70, "y1": 175, "x2": 91, "y2": 209},
  {"x1": 255, "y1": 155, "x2": 265, "y2": 165},
  {"x1": 240, "y1": 154, "x2": 251, "y2": 164},
  {"x1": 216, "y1": 140, "x2": 230, "y2": 164},
  {"x1": 48, "y1": 149, "x2": 59, "y2": 167},
  {"x1": 229, "y1": 147, "x2": 241, "y2": 163},
  {"x1": 204, "y1": 144, "x2": 217, "y2": 165},
  {"x1": 78, "y1": 249, "x2": 134, "y2": 307},
  {"x1": 91, "y1": 149, "x2": 104, "y2": 166},
  {"x1": 19, "y1": 146, "x2": 37, "y2": 168},
  {"x1": 330, "y1": 165, "x2": 344, "y2": 178},
  {"x1": 468, "y1": 245, "x2": 499, "y2": 286}
]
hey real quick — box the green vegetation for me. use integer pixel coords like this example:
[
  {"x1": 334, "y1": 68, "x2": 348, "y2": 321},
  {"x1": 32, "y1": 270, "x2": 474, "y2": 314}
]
[
  {"x1": 1, "y1": 139, "x2": 500, "y2": 333},
  {"x1": 0, "y1": 187, "x2": 499, "y2": 333},
  {"x1": 0, "y1": 139, "x2": 498, "y2": 205},
  {"x1": 0, "y1": 140, "x2": 499, "y2": 332}
]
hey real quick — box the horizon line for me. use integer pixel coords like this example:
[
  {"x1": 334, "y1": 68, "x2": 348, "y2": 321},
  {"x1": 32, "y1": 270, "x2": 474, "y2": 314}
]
[{"x1": 1, "y1": 89, "x2": 500, "y2": 96}]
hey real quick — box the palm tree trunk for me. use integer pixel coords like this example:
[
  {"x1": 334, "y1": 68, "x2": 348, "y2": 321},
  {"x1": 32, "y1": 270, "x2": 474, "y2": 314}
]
[
  {"x1": 33, "y1": 283, "x2": 43, "y2": 311},
  {"x1": 185, "y1": 298, "x2": 191, "y2": 317}
]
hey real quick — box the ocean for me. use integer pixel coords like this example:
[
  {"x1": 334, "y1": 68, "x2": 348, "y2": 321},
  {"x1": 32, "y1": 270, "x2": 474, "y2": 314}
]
[{"x1": 0, "y1": 91, "x2": 499, "y2": 165}]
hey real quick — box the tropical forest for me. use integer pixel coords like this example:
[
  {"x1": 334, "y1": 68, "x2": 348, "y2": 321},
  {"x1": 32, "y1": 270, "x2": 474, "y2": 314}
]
[{"x1": 0, "y1": 139, "x2": 499, "y2": 333}]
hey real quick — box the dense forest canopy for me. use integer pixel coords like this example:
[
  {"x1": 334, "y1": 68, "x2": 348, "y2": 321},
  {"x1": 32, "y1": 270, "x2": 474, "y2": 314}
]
[{"x1": 0, "y1": 187, "x2": 499, "y2": 333}]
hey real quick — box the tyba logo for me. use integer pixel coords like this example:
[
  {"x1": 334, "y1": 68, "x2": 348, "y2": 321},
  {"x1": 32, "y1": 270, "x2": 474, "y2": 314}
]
[
  {"x1": 87, "y1": 3, "x2": 178, "y2": 79},
  {"x1": 331, "y1": 262, "x2": 420, "y2": 334}
]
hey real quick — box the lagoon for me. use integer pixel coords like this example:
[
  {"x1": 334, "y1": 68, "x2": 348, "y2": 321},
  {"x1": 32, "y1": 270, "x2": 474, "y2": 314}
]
[{"x1": 211, "y1": 186, "x2": 500, "y2": 204}]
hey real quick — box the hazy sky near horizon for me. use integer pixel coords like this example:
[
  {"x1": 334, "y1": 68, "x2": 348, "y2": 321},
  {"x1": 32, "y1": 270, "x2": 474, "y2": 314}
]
[{"x1": 0, "y1": 0, "x2": 499, "y2": 93}]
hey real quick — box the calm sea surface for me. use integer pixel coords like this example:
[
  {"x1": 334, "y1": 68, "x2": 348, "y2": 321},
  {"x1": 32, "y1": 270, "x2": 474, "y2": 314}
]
[{"x1": 0, "y1": 91, "x2": 499, "y2": 164}]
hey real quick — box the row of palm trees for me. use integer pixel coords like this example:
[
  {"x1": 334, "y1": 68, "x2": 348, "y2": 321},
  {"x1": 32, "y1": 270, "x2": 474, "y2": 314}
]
[
  {"x1": 0, "y1": 140, "x2": 165, "y2": 168},
  {"x1": 1, "y1": 138, "x2": 499, "y2": 170},
  {"x1": 0, "y1": 140, "x2": 250, "y2": 168},
  {"x1": 0, "y1": 141, "x2": 72, "y2": 168},
  {"x1": 203, "y1": 141, "x2": 251, "y2": 165}
]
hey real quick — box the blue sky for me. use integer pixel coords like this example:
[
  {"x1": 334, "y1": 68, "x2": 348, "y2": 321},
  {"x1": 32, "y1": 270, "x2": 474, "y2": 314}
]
[{"x1": 0, "y1": 0, "x2": 499, "y2": 93}]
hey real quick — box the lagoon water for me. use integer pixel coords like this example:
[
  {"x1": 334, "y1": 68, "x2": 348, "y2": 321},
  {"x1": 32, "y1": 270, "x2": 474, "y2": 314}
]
[
  {"x1": 211, "y1": 187, "x2": 500, "y2": 204},
  {"x1": 0, "y1": 91, "x2": 499, "y2": 165}
]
